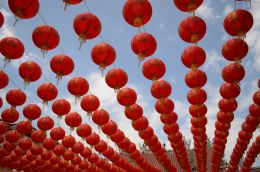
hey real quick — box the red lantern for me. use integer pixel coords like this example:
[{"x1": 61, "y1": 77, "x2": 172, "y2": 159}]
[
  {"x1": 181, "y1": 45, "x2": 206, "y2": 69},
  {"x1": 131, "y1": 32, "x2": 157, "y2": 62},
  {"x1": 16, "y1": 120, "x2": 32, "y2": 135},
  {"x1": 110, "y1": 130, "x2": 125, "y2": 143},
  {"x1": 23, "y1": 104, "x2": 41, "y2": 120},
  {"x1": 217, "y1": 111, "x2": 234, "y2": 123},
  {"x1": 52, "y1": 98, "x2": 71, "y2": 118},
  {"x1": 8, "y1": 0, "x2": 39, "y2": 19},
  {"x1": 142, "y1": 58, "x2": 166, "y2": 81},
  {"x1": 53, "y1": 144, "x2": 65, "y2": 156},
  {"x1": 86, "y1": 132, "x2": 100, "y2": 146},
  {"x1": 187, "y1": 88, "x2": 207, "y2": 105},
  {"x1": 224, "y1": 9, "x2": 253, "y2": 37},
  {"x1": 30, "y1": 144, "x2": 43, "y2": 156},
  {"x1": 67, "y1": 77, "x2": 89, "y2": 102},
  {"x1": 41, "y1": 149, "x2": 52, "y2": 160},
  {"x1": 219, "y1": 83, "x2": 240, "y2": 99},
  {"x1": 6, "y1": 89, "x2": 26, "y2": 107},
  {"x1": 65, "y1": 112, "x2": 82, "y2": 130},
  {"x1": 222, "y1": 63, "x2": 245, "y2": 83},
  {"x1": 0, "y1": 11, "x2": 4, "y2": 28},
  {"x1": 105, "y1": 68, "x2": 128, "y2": 90},
  {"x1": 132, "y1": 116, "x2": 149, "y2": 131},
  {"x1": 253, "y1": 90, "x2": 260, "y2": 106},
  {"x1": 73, "y1": 12, "x2": 101, "y2": 48},
  {"x1": 32, "y1": 25, "x2": 60, "y2": 54},
  {"x1": 42, "y1": 138, "x2": 56, "y2": 150},
  {"x1": 5, "y1": 130, "x2": 21, "y2": 142},
  {"x1": 155, "y1": 98, "x2": 174, "y2": 114},
  {"x1": 71, "y1": 155, "x2": 81, "y2": 166},
  {"x1": 80, "y1": 147, "x2": 92, "y2": 159},
  {"x1": 118, "y1": 138, "x2": 130, "y2": 150},
  {"x1": 117, "y1": 87, "x2": 137, "y2": 107},
  {"x1": 0, "y1": 70, "x2": 9, "y2": 89},
  {"x1": 76, "y1": 123, "x2": 92, "y2": 139},
  {"x1": 102, "y1": 120, "x2": 118, "y2": 136},
  {"x1": 94, "y1": 140, "x2": 108, "y2": 153},
  {"x1": 218, "y1": 99, "x2": 238, "y2": 113},
  {"x1": 37, "y1": 116, "x2": 54, "y2": 131},
  {"x1": 80, "y1": 94, "x2": 100, "y2": 116},
  {"x1": 160, "y1": 112, "x2": 178, "y2": 124},
  {"x1": 222, "y1": 38, "x2": 248, "y2": 62},
  {"x1": 189, "y1": 104, "x2": 207, "y2": 118},
  {"x1": 72, "y1": 141, "x2": 84, "y2": 154},
  {"x1": 62, "y1": 135, "x2": 76, "y2": 148},
  {"x1": 1, "y1": 108, "x2": 19, "y2": 123},
  {"x1": 0, "y1": 121, "x2": 9, "y2": 134},
  {"x1": 50, "y1": 127, "x2": 65, "y2": 141},
  {"x1": 124, "y1": 103, "x2": 143, "y2": 120},
  {"x1": 63, "y1": 0, "x2": 82, "y2": 10},
  {"x1": 50, "y1": 54, "x2": 74, "y2": 83},
  {"x1": 91, "y1": 43, "x2": 116, "y2": 72},
  {"x1": 178, "y1": 16, "x2": 206, "y2": 43},
  {"x1": 31, "y1": 130, "x2": 46, "y2": 143},
  {"x1": 37, "y1": 82, "x2": 58, "y2": 104},
  {"x1": 19, "y1": 61, "x2": 42, "y2": 86},
  {"x1": 185, "y1": 69, "x2": 207, "y2": 88},
  {"x1": 173, "y1": 0, "x2": 203, "y2": 12},
  {"x1": 18, "y1": 138, "x2": 32, "y2": 150},
  {"x1": 122, "y1": 0, "x2": 152, "y2": 27},
  {"x1": 92, "y1": 109, "x2": 110, "y2": 127},
  {"x1": 151, "y1": 80, "x2": 172, "y2": 99}
]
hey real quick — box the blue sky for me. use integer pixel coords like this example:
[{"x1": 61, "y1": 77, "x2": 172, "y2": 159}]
[{"x1": 0, "y1": 0, "x2": 259, "y2": 169}]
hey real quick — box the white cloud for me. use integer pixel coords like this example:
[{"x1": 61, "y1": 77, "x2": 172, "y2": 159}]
[
  {"x1": 197, "y1": 1, "x2": 221, "y2": 22},
  {"x1": 223, "y1": 3, "x2": 233, "y2": 17},
  {"x1": 203, "y1": 50, "x2": 225, "y2": 72},
  {"x1": 0, "y1": 8, "x2": 15, "y2": 39}
]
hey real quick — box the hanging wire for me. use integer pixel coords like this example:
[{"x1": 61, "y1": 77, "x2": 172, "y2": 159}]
[
  {"x1": 83, "y1": 0, "x2": 91, "y2": 12},
  {"x1": 38, "y1": 12, "x2": 47, "y2": 24}
]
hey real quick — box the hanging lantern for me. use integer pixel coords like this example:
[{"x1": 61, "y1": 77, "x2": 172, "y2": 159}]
[
  {"x1": 218, "y1": 99, "x2": 238, "y2": 113},
  {"x1": 0, "y1": 11, "x2": 4, "y2": 28},
  {"x1": 0, "y1": 121, "x2": 8, "y2": 134},
  {"x1": 92, "y1": 109, "x2": 110, "y2": 127},
  {"x1": 65, "y1": 112, "x2": 82, "y2": 131},
  {"x1": 37, "y1": 116, "x2": 54, "y2": 131},
  {"x1": 19, "y1": 61, "x2": 42, "y2": 87},
  {"x1": 118, "y1": 138, "x2": 130, "y2": 150},
  {"x1": 142, "y1": 58, "x2": 166, "y2": 81},
  {"x1": 86, "y1": 132, "x2": 100, "y2": 146},
  {"x1": 37, "y1": 82, "x2": 58, "y2": 105},
  {"x1": 41, "y1": 149, "x2": 52, "y2": 160},
  {"x1": 73, "y1": 12, "x2": 101, "y2": 49},
  {"x1": 219, "y1": 82, "x2": 240, "y2": 99},
  {"x1": 71, "y1": 155, "x2": 82, "y2": 166},
  {"x1": 131, "y1": 32, "x2": 157, "y2": 64},
  {"x1": 80, "y1": 94, "x2": 100, "y2": 117},
  {"x1": 110, "y1": 129, "x2": 125, "y2": 143},
  {"x1": 185, "y1": 69, "x2": 207, "y2": 88},
  {"x1": 31, "y1": 144, "x2": 43, "y2": 156},
  {"x1": 124, "y1": 103, "x2": 143, "y2": 120},
  {"x1": 1, "y1": 108, "x2": 19, "y2": 123},
  {"x1": 16, "y1": 120, "x2": 32, "y2": 135},
  {"x1": 189, "y1": 104, "x2": 207, "y2": 118},
  {"x1": 67, "y1": 77, "x2": 89, "y2": 103},
  {"x1": 102, "y1": 120, "x2": 118, "y2": 136},
  {"x1": 0, "y1": 37, "x2": 24, "y2": 66},
  {"x1": 53, "y1": 144, "x2": 65, "y2": 156},
  {"x1": 94, "y1": 140, "x2": 108, "y2": 153},
  {"x1": 160, "y1": 112, "x2": 178, "y2": 125},
  {"x1": 122, "y1": 0, "x2": 152, "y2": 27},
  {"x1": 18, "y1": 138, "x2": 32, "y2": 150},
  {"x1": 132, "y1": 116, "x2": 149, "y2": 131},
  {"x1": 224, "y1": 9, "x2": 253, "y2": 37},
  {"x1": 50, "y1": 127, "x2": 65, "y2": 141},
  {"x1": 187, "y1": 88, "x2": 207, "y2": 105},
  {"x1": 173, "y1": 0, "x2": 203, "y2": 12},
  {"x1": 178, "y1": 16, "x2": 206, "y2": 43},
  {"x1": 4, "y1": 130, "x2": 21, "y2": 142},
  {"x1": 52, "y1": 98, "x2": 71, "y2": 119},
  {"x1": 23, "y1": 104, "x2": 41, "y2": 120},
  {"x1": 6, "y1": 89, "x2": 26, "y2": 108},
  {"x1": 32, "y1": 25, "x2": 60, "y2": 55},
  {"x1": 155, "y1": 98, "x2": 174, "y2": 114},
  {"x1": 151, "y1": 80, "x2": 172, "y2": 100},
  {"x1": 72, "y1": 141, "x2": 84, "y2": 154},
  {"x1": 91, "y1": 43, "x2": 116, "y2": 73},
  {"x1": 117, "y1": 87, "x2": 137, "y2": 107},
  {"x1": 42, "y1": 138, "x2": 57, "y2": 150},
  {"x1": 253, "y1": 90, "x2": 260, "y2": 106},
  {"x1": 0, "y1": 70, "x2": 9, "y2": 89},
  {"x1": 50, "y1": 54, "x2": 74, "y2": 84},
  {"x1": 222, "y1": 63, "x2": 245, "y2": 83},
  {"x1": 62, "y1": 135, "x2": 76, "y2": 148},
  {"x1": 63, "y1": 0, "x2": 82, "y2": 10},
  {"x1": 217, "y1": 111, "x2": 234, "y2": 123},
  {"x1": 181, "y1": 45, "x2": 206, "y2": 69},
  {"x1": 105, "y1": 68, "x2": 128, "y2": 91},
  {"x1": 76, "y1": 123, "x2": 92, "y2": 140},
  {"x1": 80, "y1": 147, "x2": 92, "y2": 159}
]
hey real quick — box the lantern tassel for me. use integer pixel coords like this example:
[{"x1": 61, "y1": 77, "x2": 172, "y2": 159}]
[{"x1": 13, "y1": 16, "x2": 20, "y2": 26}]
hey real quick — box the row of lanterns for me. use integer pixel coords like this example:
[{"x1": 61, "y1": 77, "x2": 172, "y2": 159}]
[
  {"x1": 173, "y1": 0, "x2": 208, "y2": 171},
  {"x1": 211, "y1": 1, "x2": 254, "y2": 171}
]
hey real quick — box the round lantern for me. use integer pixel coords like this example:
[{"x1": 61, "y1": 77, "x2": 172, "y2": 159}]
[
  {"x1": 151, "y1": 80, "x2": 172, "y2": 100},
  {"x1": 173, "y1": 0, "x2": 203, "y2": 12},
  {"x1": 155, "y1": 98, "x2": 174, "y2": 114},
  {"x1": 0, "y1": 70, "x2": 9, "y2": 89},
  {"x1": 131, "y1": 32, "x2": 157, "y2": 63},
  {"x1": 42, "y1": 138, "x2": 56, "y2": 150},
  {"x1": 105, "y1": 68, "x2": 128, "y2": 91},
  {"x1": 0, "y1": 11, "x2": 4, "y2": 28},
  {"x1": 92, "y1": 109, "x2": 110, "y2": 127},
  {"x1": 72, "y1": 141, "x2": 84, "y2": 154},
  {"x1": 253, "y1": 90, "x2": 260, "y2": 106},
  {"x1": 73, "y1": 12, "x2": 101, "y2": 48},
  {"x1": 189, "y1": 104, "x2": 207, "y2": 118},
  {"x1": 1, "y1": 108, "x2": 19, "y2": 123},
  {"x1": 0, "y1": 97, "x2": 2, "y2": 109},
  {"x1": 80, "y1": 94, "x2": 100, "y2": 116},
  {"x1": 50, "y1": 54, "x2": 74, "y2": 83},
  {"x1": 6, "y1": 89, "x2": 26, "y2": 108},
  {"x1": 31, "y1": 130, "x2": 46, "y2": 143},
  {"x1": 52, "y1": 98, "x2": 71, "y2": 119},
  {"x1": 32, "y1": 25, "x2": 60, "y2": 54},
  {"x1": 16, "y1": 120, "x2": 32, "y2": 135},
  {"x1": 91, "y1": 43, "x2": 116, "y2": 72},
  {"x1": 222, "y1": 63, "x2": 245, "y2": 83},
  {"x1": 76, "y1": 123, "x2": 92, "y2": 139},
  {"x1": 18, "y1": 138, "x2": 32, "y2": 150},
  {"x1": 224, "y1": 9, "x2": 253, "y2": 37},
  {"x1": 110, "y1": 130, "x2": 125, "y2": 143},
  {"x1": 181, "y1": 45, "x2": 206, "y2": 69},
  {"x1": 63, "y1": 0, "x2": 82, "y2": 10},
  {"x1": 8, "y1": 0, "x2": 39, "y2": 20},
  {"x1": 37, "y1": 116, "x2": 54, "y2": 131},
  {"x1": 124, "y1": 103, "x2": 143, "y2": 120},
  {"x1": 219, "y1": 82, "x2": 240, "y2": 99},
  {"x1": 102, "y1": 120, "x2": 118, "y2": 136},
  {"x1": 178, "y1": 16, "x2": 206, "y2": 43},
  {"x1": 0, "y1": 37, "x2": 24, "y2": 65},
  {"x1": 122, "y1": 0, "x2": 152, "y2": 27},
  {"x1": 185, "y1": 69, "x2": 207, "y2": 88},
  {"x1": 50, "y1": 127, "x2": 65, "y2": 141},
  {"x1": 142, "y1": 58, "x2": 166, "y2": 81},
  {"x1": 132, "y1": 116, "x2": 149, "y2": 131},
  {"x1": 67, "y1": 77, "x2": 89, "y2": 103},
  {"x1": 160, "y1": 112, "x2": 178, "y2": 124},
  {"x1": 62, "y1": 135, "x2": 76, "y2": 148},
  {"x1": 23, "y1": 104, "x2": 41, "y2": 120},
  {"x1": 117, "y1": 87, "x2": 137, "y2": 107},
  {"x1": 37, "y1": 82, "x2": 58, "y2": 105},
  {"x1": 65, "y1": 112, "x2": 82, "y2": 130},
  {"x1": 19, "y1": 61, "x2": 42, "y2": 86},
  {"x1": 53, "y1": 144, "x2": 65, "y2": 156},
  {"x1": 187, "y1": 88, "x2": 207, "y2": 105},
  {"x1": 86, "y1": 132, "x2": 100, "y2": 146}
]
